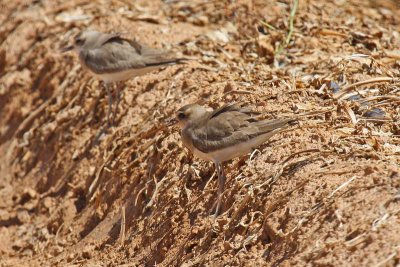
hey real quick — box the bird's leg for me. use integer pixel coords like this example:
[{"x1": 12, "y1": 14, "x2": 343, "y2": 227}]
[
  {"x1": 112, "y1": 82, "x2": 122, "y2": 125},
  {"x1": 214, "y1": 161, "x2": 226, "y2": 217},
  {"x1": 104, "y1": 82, "x2": 113, "y2": 127}
]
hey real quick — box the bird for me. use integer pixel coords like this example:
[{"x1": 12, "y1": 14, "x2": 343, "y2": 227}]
[
  {"x1": 61, "y1": 30, "x2": 187, "y2": 126},
  {"x1": 174, "y1": 102, "x2": 296, "y2": 216}
]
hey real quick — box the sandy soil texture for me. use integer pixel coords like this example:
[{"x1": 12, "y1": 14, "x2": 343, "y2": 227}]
[{"x1": 1, "y1": 0, "x2": 400, "y2": 266}]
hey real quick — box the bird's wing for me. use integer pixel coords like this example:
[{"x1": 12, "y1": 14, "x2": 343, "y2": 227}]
[
  {"x1": 81, "y1": 38, "x2": 182, "y2": 74},
  {"x1": 125, "y1": 38, "x2": 182, "y2": 65},
  {"x1": 190, "y1": 106, "x2": 292, "y2": 153},
  {"x1": 96, "y1": 32, "x2": 124, "y2": 46},
  {"x1": 208, "y1": 102, "x2": 260, "y2": 120}
]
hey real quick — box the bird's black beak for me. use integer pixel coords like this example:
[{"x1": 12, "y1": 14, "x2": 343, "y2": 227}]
[
  {"x1": 165, "y1": 117, "x2": 178, "y2": 127},
  {"x1": 60, "y1": 45, "x2": 74, "y2": 53}
]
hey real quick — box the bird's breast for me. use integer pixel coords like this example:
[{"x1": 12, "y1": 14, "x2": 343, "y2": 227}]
[{"x1": 181, "y1": 127, "x2": 213, "y2": 162}]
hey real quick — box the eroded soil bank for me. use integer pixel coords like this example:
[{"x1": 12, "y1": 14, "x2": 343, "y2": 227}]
[{"x1": 1, "y1": 0, "x2": 400, "y2": 266}]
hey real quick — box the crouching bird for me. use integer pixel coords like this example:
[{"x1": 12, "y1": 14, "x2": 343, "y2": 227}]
[
  {"x1": 62, "y1": 30, "x2": 187, "y2": 126},
  {"x1": 174, "y1": 102, "x2": 296, "y2": 216}
]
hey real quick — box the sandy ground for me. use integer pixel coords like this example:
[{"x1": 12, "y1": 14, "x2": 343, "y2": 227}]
[{"x1": 1, "y1": 0, "x2": 400, "y2": 266}]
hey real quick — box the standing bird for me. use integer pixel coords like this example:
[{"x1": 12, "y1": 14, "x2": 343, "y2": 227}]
[
  {"x1": 175, "y1": 103, "x2": 296, "y2": 216},
  {"x1": 61, "y1": 30, "x2": 187, "y2": 125}
]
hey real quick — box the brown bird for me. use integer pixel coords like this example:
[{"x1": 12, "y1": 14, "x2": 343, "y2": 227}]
[
  {"x1": 62, "y1": 30, "x2": 187, "y2": 125},
  {"x1": 175, "y1": 102, "x2": 296, "y2": 215}
]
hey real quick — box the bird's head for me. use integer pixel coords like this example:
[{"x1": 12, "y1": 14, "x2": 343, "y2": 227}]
[
  {"x1": 175, "y1": 104, "x2": 208, "y2": 128},
  {"x1": 61, "y1": 30, "x2": 103, "y2": 52}
]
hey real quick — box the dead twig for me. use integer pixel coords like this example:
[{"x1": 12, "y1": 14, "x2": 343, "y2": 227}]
[
  {"x1": 342, "y1": 102, "x2": 358, "y2": 125},
  {"x1": 275, "y1": 0, "x2": 298, "y2": 56},
  {"x1": 328, "y1": 176, "x2": 357, "y2": 198},
  {"x1": 374, "y1": 252, "x2": 397, "y2": 267},
  {"x1": 119, "y1": 204, "x2": 126, "y2": 245},
  {"x1": 88, "y1": 140, "x2": 120, "y2": 202},
  {"x1": 145, "y1": 175, "x2": 167, "y2": 210},
  {"x1": 285, "y1": 176, "x2": 358, "y2": 238},
  {"x1": 334, "y1": 77, "x2": 396, "y2": 100}
]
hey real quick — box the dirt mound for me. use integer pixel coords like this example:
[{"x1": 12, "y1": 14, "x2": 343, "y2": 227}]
[{"x1": 1, "y1": 0, "x2": 400, "y2": 266}]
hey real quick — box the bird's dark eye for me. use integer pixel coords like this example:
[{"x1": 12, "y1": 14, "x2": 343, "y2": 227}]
[
  {"x1": 177, "y1": 112, "x2": 186, "y2": 120},
  {"x1": 75, "y1": 38, "x2": 84, "y2": 45}
]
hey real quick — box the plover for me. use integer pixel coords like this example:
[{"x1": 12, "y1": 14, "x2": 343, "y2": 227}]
[
  {"x1": 62, "y1": 30, "x2": 187, "y2": 125},
  {"x1": 174, "y1": 102, "x2": 296, "y2": 215}
]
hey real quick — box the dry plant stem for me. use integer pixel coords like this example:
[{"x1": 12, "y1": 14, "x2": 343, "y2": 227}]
[
  {"x1": 359, "y1": 95, "x2": 400, "y2": 104},
  {"x1": 328, "y1": 176, "x2": 357, "y2": 198},
  {"x1": 318, "y1": 28, "x2": 347, "y2": 38},
  {"x1": 119, "y1": 205, "x2": 126, "y2": 245},
  {"x1": 145, "y1": 175, "x2": 168, "y2": 210},
  {"x1": 286, "y1": 176, "x2": 358, "y2": 237},
  {"x1": 259, "y1": 20, "x2": 277, "y2": 31},
  {"x1": 342, "y1": 102, "x2": 357, "y2": 125},
  {"x1": 285, "y1": 0, "x2": 298, "y2": 45},
  {"x1": 88, "y1": 142, "x2": 120, "y2": 202},
  {"x1": 295, "y1": 108, "x2": 335, "y2": 118},
  {"x1": 255, "y1": 149, "x2": 324, "y2": 190},
  {"x1": 373, "y1": 252, "x2": 397, "y2": 267},
  {"x1": 223, "y1": 89, "x2": 255, "y2": 97},
  {"x1": 228, "y1": 188, "x2": 254, "y2": 227},
  {"x1": 275, "y1": 0, "x2": 298, "y2": 56},
  {"x1": 282, "y1": 148, "x2": 321, "y2": 165},
  {"x1": 334, "y1": 77, "x2": 395, "y2": 100},
  {"x1": 204, "y1": 169, "x2": 216, "y2": 191}
]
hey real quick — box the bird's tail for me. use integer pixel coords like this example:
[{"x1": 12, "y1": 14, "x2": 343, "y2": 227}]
[
  {"x1": 144, "y1": 57, "x2": 191, "y2": 67},
  {"x1": 256, "y1": 118, "x2": 297, "y2": 133}
]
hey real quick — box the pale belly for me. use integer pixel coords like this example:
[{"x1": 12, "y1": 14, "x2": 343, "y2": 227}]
[
  {"x1": 188, "y1": 131, "x2": 277, "y2": 163},
  {"x1": 92, "y1": 66, "x2": 160, "y2": 83}
]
